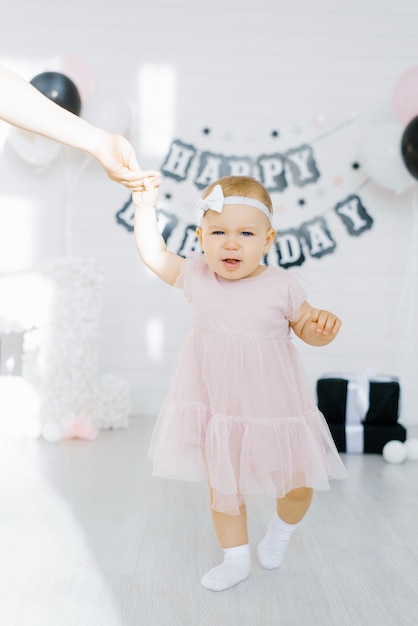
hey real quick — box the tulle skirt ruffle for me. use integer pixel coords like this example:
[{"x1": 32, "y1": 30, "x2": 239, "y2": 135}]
[{"x1": 148, "y1": 398, "x2": 347, "y2": 515}]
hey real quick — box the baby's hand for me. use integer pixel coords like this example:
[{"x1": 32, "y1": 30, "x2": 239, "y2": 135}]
[
  {"x1": 310, "y1": 308, "x2": 341, "y2": 337},
  {"x1": 131, "y1": 170, "x2": 161, "y2": 192},
  {"x1": 132, "y1": 175, "x2": 161, "y2": 208}
]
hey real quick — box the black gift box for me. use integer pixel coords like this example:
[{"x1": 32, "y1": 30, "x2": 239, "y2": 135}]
[
  {"x1": 328, "y1": 422, "x2": 407, "y2": 454},
  {"x1": 317, "y1": 377, "x2": 400, "y2": 426}
]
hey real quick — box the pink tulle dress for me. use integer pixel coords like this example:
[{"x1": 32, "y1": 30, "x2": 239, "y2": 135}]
[{"x1": 148, "y1": 255, "x2": 347, "y2": 515}]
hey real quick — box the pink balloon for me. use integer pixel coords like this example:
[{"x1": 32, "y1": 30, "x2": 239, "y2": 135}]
[
  {"x1": 393, "y1": 66, "x2": 418, "y2": 125},
  {"x1": 45, "y1": 55, "x2": 97, "y2": 101}
]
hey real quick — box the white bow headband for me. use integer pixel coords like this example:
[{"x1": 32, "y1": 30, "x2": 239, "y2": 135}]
[{"x1": 196, "y1": 184, "x2": 272, "y2": 222}]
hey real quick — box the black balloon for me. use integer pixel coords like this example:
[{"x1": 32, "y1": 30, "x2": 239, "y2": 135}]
[
  {"x1": 30, "y1": 71, "x2": 81, "y2": 116},
  {"x1": 401, "y1": 116, "x2": 418, "y2": 180}
]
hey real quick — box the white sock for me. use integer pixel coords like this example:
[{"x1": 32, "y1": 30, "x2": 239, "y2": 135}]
[
  {"x1": 201, "y1": 544, "x2": 251, "y2": 591},
  {"x1": 257, "y1": 512, "x2": 299, "y2": 570}
]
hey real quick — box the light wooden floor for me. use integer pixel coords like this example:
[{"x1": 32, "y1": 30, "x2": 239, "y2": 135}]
[{"x1": 0, "y1": 418, "x2": 417, "y2": 626}]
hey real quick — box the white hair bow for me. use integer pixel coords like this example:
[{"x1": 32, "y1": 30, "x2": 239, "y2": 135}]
[{"x1": 196, "y1": 184, "x2": 225, "y2": 213}]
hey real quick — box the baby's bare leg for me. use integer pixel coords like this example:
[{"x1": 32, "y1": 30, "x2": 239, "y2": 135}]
[
  {"x1": 277, "y1": 486, "x2": 313, "y2": 523},
  {"x1": 210, "y1": 502, "x2": 248, "y2": 548}
]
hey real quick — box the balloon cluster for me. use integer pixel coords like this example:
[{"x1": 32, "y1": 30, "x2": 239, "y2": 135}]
[
  {"x1": 7, "y1": 55, "x2": 131, "y2": 167},
  {"x1": 361, "y1": 66, "x2": 418, "y2": 194}
]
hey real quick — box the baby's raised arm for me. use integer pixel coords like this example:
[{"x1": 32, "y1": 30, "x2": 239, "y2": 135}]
[
  {"x1": 290, "y1": 301, "x2": 341, "y2": 346},
  {"x1": 133, "y1": 180, "x2": 185, "y2": 285}
]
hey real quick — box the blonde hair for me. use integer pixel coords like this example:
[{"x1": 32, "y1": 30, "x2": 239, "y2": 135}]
[{"x1": 202, "y1": 176, "x2": 273, "y2": 215}]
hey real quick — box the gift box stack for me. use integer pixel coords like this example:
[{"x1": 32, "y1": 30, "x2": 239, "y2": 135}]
[{"x1": 317, "y1": 372, "x2": 407, "y2": 454}]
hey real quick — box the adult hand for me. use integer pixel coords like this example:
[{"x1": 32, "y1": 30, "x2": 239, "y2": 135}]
[{"x1": 91, "y1": 132, "x2": 160, "y2": 191}]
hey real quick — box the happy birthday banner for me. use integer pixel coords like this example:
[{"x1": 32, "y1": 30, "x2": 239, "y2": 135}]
[
  {"x1": 116, "y1": 137, "x2": 373, "y2": 268},
  {"x1": 159, "y1": 139, "x2": 322, "y2": 190}
]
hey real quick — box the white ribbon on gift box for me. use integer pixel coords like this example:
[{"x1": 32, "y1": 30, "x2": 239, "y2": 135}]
[
  {"x1": 345, "y1": 371, "x2": 370, "y2": 454},
  {"x1": 322, "y1": 369, "x2": 398, "y2": 454}
]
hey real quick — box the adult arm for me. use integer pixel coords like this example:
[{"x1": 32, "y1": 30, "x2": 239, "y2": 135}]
[{"x1": 0, "y1": 65, "x2": 154, "y2": 189}]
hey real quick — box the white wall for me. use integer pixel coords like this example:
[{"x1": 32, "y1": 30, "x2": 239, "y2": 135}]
[{"x1": 1, "y1": 0, "x2": 417, "y2": 423}]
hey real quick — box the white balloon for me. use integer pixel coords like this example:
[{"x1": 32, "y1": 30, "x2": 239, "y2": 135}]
[
  {"x1": 23, "y1": 414, "x2": 42, "y2": 440},
  {"x1": 42, "y1": 420, "x2": 63, "y2": 443},
  {"x1": 8, "y1": 127, "x2": 61, "y2": 166},
  {"x1": 404, "y1": 438, "x2": 418, "y2": 461},
  {"x1": 361, "y1": 122, "x2": 415, "y2": 194},
  {"x1": 382, "y1": 440, "x2": 407, "y2": 464}
]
